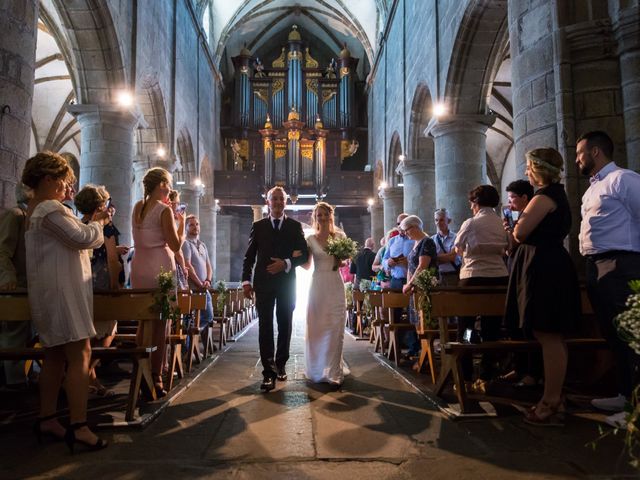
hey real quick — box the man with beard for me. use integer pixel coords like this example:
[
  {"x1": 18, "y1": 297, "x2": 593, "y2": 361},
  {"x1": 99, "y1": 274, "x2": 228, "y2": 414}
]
[{"x1": 577, "y1": 130, "x2": 640, "y2": 428}]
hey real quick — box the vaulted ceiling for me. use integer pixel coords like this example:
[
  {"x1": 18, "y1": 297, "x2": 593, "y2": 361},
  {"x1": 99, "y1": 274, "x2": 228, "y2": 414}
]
[{"x1": 209, "y1": 0, "x2": 379, "y2": 77}]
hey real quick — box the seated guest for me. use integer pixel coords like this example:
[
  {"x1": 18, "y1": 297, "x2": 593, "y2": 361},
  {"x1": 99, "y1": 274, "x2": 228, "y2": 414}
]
[
  {"x1": 0, "y1": 183, "x2": 32, "y2": 389},
  {"x1": 455, "y1": 185, "x2": 509, "y2": 389},
  {"x1": 401, "y1": 215, "x2": 437, "y2": 362},
  {"x1": 23, "y1": 151, "x2": 108, "y2": 451},
  {"x1": 75, "y1": 184, "x2": 126, "y2": 396},
  {"x1": 505, "y1": 148, "x2": 580, "y2": 426}
]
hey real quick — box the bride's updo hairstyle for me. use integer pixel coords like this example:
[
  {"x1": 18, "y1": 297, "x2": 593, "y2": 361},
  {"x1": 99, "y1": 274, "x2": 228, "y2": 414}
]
[
  {"x1": 312, "y1": 201, "x2": 335, "y2": 235},
  {"x1": 526, "y1": 147, "x2": 564, "y2": 186}
]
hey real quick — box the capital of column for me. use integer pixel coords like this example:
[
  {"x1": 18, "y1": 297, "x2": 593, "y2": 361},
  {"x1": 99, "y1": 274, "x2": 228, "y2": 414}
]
[
  {"x1": 251, "y1": 205, "x2": 265, "y2": 222},
  {"x1": 428, "y1": 114, "x2": 496, "y2": 139},
  {"x1": 378, "y1": 185, "x2": 403, "y2": 200},
  {"x1": 396, "y1": 158, "x2": 432, "y2": 177},
  {"x1": 68, "y1": 103, "x2": 144, "y2": 130},
  {"x1": 613, "y1": 6, "x2": 640, "y2": 54}
]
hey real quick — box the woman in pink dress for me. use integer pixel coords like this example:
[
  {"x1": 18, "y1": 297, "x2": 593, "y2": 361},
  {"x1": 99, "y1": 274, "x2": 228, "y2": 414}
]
[{"x1": 130, "y1": 167, "x2": 184, "y2": 396}]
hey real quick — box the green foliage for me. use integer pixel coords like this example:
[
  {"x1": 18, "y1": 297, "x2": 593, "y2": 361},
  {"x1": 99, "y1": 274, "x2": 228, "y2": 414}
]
[
  {"x1": 412, "y1": 268, "x2": 439, "y2": 329},
  {"x1": 344, "y1": 282, "x2": 354, "y2": 308},
  {"x1": 214, "y1": 280, "x2": 228, "y2": 315},
  {"x1": 153, "y1": 269, "x2": 181, "y2": 329}
]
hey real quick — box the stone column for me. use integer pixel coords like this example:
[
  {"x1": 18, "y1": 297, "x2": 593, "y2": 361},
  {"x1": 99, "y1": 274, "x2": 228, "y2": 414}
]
[
  {"x1": 614, "y1": 5, "x2": 640, "y2": 171},
  {"x1": 215, "y1": 214, "x2": 232, "y2": 281},
  {"x1": 0, "y1": 0, "x2": 38, "y2": 207},
  {"x1": 251, "y1": 205, "x2": 264, "y2": 222},
  {"x1": 368, "y1": 200, "x2": 384, "y2": 244},
  {"x1": 69, "y1": 104, "x2": 140, "y2": 245},
  {"x1": 199, "y1": 203, "x2": 216, "y2": 277},
  {"x1": 379, "y1": 186, "x2": 404, "y2": 233},
  {"x1": 398, "y1": 158, "x2": 435, "y2": 230},
  {"x1": 430, "y1": 115, "x2": 494, "y2": 231},
  {"x1": 508, "y1": 0, "x2": 558, "y2": 175}
]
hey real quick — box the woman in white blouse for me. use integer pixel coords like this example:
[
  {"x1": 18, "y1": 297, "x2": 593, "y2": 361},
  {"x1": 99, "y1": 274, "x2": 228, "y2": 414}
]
[
  {"x1": 23, "y1": 152, "x2": 109, "y2": 453},
  {"x1": 454, "y1": 185, "x2": 509, "y2": 390}
]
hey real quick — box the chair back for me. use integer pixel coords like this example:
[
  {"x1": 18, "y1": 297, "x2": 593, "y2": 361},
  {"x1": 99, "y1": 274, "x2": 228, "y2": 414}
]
[{"x1": 381, "y1": 291, "x2": 409, "y2": 324}]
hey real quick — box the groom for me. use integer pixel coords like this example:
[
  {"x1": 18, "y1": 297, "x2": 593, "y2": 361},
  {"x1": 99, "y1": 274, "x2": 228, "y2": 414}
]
[{"x1": 242, "y1": 186, "x2": 308, "y2": 391}]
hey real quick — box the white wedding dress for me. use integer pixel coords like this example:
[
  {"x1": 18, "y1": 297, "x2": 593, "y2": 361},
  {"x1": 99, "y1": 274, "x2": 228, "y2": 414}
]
[{"x1": 304, "y1": 234, "x2": 350, "y2": 384}]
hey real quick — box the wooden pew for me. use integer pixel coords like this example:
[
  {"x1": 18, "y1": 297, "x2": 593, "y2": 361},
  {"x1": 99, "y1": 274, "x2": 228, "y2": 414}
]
[
  {"x1": 0, "y1": 289, "x2": 161, "y2": 422},
  {"x1": 429, "y1": 286, "x2": 608, "y2": 413}
]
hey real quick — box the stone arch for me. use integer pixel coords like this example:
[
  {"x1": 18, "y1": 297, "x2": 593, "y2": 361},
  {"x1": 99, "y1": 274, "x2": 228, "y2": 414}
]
[
  {"x1": 408, "y1": 83, "x2": 435, "y2": 164},
  {"x1": 51, "y1": 0, "x2": 127, "y2": 104},
  {"x1": 443, "y1": 0, "x2": 509, "y2": 115},
  {"x1": 176, "y1": 129, "x2": 197, "y2": 184},
  {"x1": 387, "y1": 132, "x2": 402, "y2": 187},
  {"x1": 135, "y1": 77, "x2": 169, "y2": 160},
  {"x1": 60, "y1": 152, "x2": 80, "y2": 187},
  {"x1": 199, "y1": 154, "x2": 214, "y2": 206}
]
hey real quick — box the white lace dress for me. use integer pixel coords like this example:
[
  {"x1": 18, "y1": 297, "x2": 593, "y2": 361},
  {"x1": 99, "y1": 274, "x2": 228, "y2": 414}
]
[{"x1": 305, "y1": 234, "x2": 350, "y2": 384}]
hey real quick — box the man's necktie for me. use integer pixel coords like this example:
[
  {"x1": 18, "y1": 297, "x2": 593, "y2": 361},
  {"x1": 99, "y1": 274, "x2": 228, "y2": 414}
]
[{"x1": 273, "y1": 218, "x2": 280, "y2": 230}]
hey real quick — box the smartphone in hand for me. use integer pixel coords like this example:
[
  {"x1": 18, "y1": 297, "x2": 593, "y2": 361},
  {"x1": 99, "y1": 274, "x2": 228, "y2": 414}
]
[
  {"x1": 176, "y1": 203, "x2": 188, "y2": 214},
  {"x1": 503, "y1": 207, "x2": 514, "y2": 229}
]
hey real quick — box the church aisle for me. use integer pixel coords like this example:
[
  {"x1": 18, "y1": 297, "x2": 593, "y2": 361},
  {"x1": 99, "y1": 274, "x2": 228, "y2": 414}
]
[{"x1": 1, "y1": 315, "x2": 632, "y2": 479}]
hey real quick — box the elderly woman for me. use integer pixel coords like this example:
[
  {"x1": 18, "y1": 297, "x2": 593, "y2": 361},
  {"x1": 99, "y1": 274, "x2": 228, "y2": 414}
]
[
  {"x1": 23, "y1": 151, "x2": 109, "y2": 452},
  {"x1": 455, "y1": 185, "x2": 509, "y2": 388},
  {"x1": 505, "y1": 148, "x2": 580, "y2": 426},
  {"x1": 401, "y1": 215, "x2": 438, "y2": 361},
  {"x1": 75, "y1": 184, "x2": 127, "y2": 397}
]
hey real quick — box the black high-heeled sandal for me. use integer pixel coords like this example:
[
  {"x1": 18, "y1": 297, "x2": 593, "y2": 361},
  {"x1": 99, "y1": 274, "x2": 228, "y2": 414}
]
[
  {"x1": 64, "y1": 422, "x2": 108, "y2": 454},
  {"x1": 33, "y1": 413, "x2": 65, "y2": 444}
]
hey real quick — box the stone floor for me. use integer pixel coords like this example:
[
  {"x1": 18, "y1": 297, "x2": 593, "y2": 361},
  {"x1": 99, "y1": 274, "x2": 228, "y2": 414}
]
[{"x1": 0, "y1": 315, "x2": 635, "y2": 479}]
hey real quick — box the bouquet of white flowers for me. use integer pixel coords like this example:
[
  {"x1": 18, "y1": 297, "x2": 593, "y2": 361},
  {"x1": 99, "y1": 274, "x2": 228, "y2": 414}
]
[{"x1": 325, "y1": 235, "x2": 358, "y2": 271}]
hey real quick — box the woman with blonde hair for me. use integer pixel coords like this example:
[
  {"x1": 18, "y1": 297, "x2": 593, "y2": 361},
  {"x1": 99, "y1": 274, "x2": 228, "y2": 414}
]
[
  {"x1": 303, "y1": 202, "x2": 350, "y2": 386},
  {"x1": 505, "y1": 147, "x2": 580, "y2": 426},
  {"x1": 130, "y1": 167, "x2": 185, "y2": 397},
  {"x1": 23, "y1": 151, "x2": 109, "y2": 452}
]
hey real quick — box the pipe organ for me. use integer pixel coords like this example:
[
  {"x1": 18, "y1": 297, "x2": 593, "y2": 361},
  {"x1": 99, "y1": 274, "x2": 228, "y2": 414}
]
[{"x1": 227, "y1": 25, "x2": 359, "y2": 201}]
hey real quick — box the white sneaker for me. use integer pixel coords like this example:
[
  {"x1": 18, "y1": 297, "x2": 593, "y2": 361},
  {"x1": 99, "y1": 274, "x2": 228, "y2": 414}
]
[
  {"x1": 605, "y1": 411, "x2": 628, "y2": 429},
  {"x1": 591, "y1": 394, "x2": 627, "y2": 412}
]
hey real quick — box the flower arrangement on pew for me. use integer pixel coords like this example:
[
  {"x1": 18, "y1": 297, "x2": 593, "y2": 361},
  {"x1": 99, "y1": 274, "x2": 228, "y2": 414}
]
[
  {"x1": 590, "y1": 280, "x2": 640, "y2": 466},
  {"x1": 154, "y1": 269, "x2": 182, "y2": 330},
  {"x1": 359, "y1": 279, "x2": 373, "y2": 318},
  {"x1": 214, "y1": 280, "x2": 228, "y2": 316},
  {"x1": 613, "y1": 280, "x2": 640, "y2": 465},
  {"x1": 344, "y1": 282, "x2": 354, "y2": 310},
  {"x1": 325, "y1": 236, "x2": 358, "y2": 271},
  {"x1": 412, "y1": 268, "x2": 439, "y2": 330}
]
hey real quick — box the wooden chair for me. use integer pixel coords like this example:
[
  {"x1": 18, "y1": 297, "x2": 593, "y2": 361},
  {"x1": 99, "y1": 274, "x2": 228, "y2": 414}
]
[
  {"x1": 368, "y1": 292, "x2": 385, "y2": 353},
  {"x1": 381, "y1": 291, "x2": 412, "y2": 366},
  {"x1": 166, "y1": 291, "x2": 189, "y2": 390},
  {"x1": 191, "y1": 292, "x2": 214, "y2": 362},
  {"x1": 211, "y1": 291, "x2": 229, "y2": 349},
  {"x1": 352, "y1": 290, "x2": 366, "y2": 337}
]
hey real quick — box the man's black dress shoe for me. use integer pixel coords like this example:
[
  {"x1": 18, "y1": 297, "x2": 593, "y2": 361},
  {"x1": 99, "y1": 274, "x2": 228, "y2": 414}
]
[
  {"x1": 260, "y1": 376, "x2": 276, "y2": 391},
  {"x1": 276, "y1": 370, "x2": 287, "y2": 381}
]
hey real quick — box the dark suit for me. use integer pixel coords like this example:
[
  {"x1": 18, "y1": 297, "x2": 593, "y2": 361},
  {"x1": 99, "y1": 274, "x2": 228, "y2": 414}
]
[
  {"x1": 350, "y1": 247, "x2": 376, "y2": 287},
  {"x1": 242, "y1": 216, "x2": 308, "y2": 378}
]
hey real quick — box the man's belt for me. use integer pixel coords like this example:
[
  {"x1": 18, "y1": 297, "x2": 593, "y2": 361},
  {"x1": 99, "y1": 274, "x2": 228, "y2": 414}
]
[{"x1": 585, "y1": 250, "x2": 640, "y2": 261}]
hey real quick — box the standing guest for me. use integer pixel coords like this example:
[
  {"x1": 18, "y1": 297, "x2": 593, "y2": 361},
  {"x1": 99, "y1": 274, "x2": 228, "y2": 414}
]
[
  {"x1": 22, "y1": 151, "x2": 108, "y2": 452},
  {"x1": 401, "y1": 215, "x2": 438, "y2": 361},
  {"x1": 130, "y1": 167, "x2": 185, "y2": 397},
  {"x1": 168, "y1": 190, "x2": 190, "y2": 290},
  {"x1": 577, "y1": 131, "x2": 640, "y2": 429},
  {"x1": 455, "y1": 185, "x2": 509, "y2": 388},
  {"x1": 432, "y1": 208, "x2": 461, "y2": 286},
  {"x1": 182, "y1": 215, "x2": 214, "y2": 329},
  {"x1": 75, "y1": 184, "x2": 127, "y2": 397},
  {"x1": 351, "y1": 237, "x2": 377, "y2": 288},
  {"x1": 372, "y1": 234, "x2": 392, "y2": 289},
  {"x1": 62, "y1": 181, "x2": 77, "y2": 214},
  {"x1": 382, "y1": 214, "x2": 413, "y2": 291},
  {"x1": 339, "y1": 258, "x2": 355, "y2": 284},
  {"x1": 505, "y1": 148, "x2": 580, "y2": 426},
  {"x1": 0, "y1": 183, "x2": 32, "y2": 389}
]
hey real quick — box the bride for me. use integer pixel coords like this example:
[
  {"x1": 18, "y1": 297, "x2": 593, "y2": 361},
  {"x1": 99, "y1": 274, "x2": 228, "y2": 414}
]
[{"x1": 302, "y1": 202, "x2": 350, "y2": 386}]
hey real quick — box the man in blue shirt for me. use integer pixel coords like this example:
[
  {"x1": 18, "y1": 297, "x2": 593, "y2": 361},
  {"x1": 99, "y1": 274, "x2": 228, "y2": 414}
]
[
  {"x1": 577, "y1": 130, "x2": 640, "y2": 429},
  {"x1": 382, "y1": 213, "x2": 413, "y2": 290},
  {"x1": 432, "y1": 208, "x2": 461, "y2": 286}
]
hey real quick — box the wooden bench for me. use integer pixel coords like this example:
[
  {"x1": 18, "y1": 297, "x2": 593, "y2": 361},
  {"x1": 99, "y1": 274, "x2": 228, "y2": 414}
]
[
  {"x1": 0, "y1": 289, "x2": 161, "y2": 422},
  {"x1": 429, "y1": 286, "x2": 608, "y2": 413}
]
